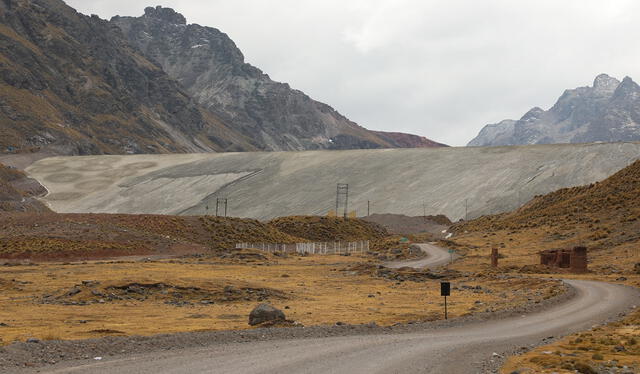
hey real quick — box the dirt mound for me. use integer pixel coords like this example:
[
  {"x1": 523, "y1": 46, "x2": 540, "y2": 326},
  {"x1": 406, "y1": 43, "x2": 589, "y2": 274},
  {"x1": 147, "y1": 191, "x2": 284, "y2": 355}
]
[
  {"x1": 42, "y1": 281, "x2": 288, "y2": 307},
  {"x1": 343, "y1": 263, "x2": 461, "y2": 282},
  {"x1": 0, "y1": 163, "x2": 50, "y2": 212},
  {"x1": 0, "y1": 213, "x2": 300, "y2": 260},
  {"x1": 362, "y1": 214, "x2": 451, "y2": 235},
  {"x1": 269, "y1": 216, "x2": 388, "y2": 242}
]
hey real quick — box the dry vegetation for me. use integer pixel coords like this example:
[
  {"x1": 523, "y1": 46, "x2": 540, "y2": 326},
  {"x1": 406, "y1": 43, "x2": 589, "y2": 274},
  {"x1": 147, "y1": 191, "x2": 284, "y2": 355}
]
[
  {"x1": 269, "y1": 215, "x2": 388, "y2": 242},
  {"x1": 0, "y1": 256, "x2": 561, "y2": 345},
  {"x1": 502, "y1": 307, "x2": 640, "y2": 374},
  {"x1": 0, "y1": 213, "x2": 301, "y2": 260}
]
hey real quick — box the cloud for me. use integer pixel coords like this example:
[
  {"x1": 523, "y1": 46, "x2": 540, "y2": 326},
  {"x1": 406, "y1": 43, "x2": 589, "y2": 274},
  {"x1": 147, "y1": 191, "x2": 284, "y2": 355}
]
[{"x1": 66, "y1": 0, "x2": 640, "y2": 146}]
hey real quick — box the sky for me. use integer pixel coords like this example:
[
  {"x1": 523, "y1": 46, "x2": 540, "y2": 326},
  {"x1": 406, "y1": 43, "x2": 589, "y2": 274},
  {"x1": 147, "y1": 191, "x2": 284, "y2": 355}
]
[{"x1": 66, "y1": 0, "x2": 640, "y2": 146}]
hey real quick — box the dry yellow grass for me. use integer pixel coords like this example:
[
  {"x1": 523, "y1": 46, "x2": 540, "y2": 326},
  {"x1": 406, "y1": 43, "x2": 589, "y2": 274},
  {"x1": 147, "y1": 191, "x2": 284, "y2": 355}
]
[
  {"x1": 0, "y1": 255, "x2": 560, "y2": 345},
  {"x1": 502, "y1": 306, "x2": 640, "y2": 373}
]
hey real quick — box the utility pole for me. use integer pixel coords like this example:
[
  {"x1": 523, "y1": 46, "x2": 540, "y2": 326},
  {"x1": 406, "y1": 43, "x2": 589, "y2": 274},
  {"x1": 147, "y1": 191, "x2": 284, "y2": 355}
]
[
  {"x1": 336, "y1": 184, "x2": 349, "y2": 219},
  {"x1": 215, "y1": 198, "x2": 228, "y2": 217},
  {"x1": 367, "y1": 200, "x2": 370, "y2": 216}
]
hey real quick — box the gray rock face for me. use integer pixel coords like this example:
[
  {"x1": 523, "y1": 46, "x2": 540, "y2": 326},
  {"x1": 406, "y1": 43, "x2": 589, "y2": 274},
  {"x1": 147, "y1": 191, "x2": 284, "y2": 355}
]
[
  {"x1": 111, "y1": 7, "x2": 445, "y2": 151},
  {"x1": 248, "y1": 304, "x2": 285, "y2": 326},
  {"x1": 0, "y1": 0, "x2": 257, "y2": 155},
  {"x1": 468, "y1": 74, "x2": 640, "y2": 146}
]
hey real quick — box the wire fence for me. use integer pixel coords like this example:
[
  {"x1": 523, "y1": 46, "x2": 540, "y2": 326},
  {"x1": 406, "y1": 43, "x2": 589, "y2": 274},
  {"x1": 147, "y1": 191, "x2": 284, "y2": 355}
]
[{"x1": 235, "y1": 240, "x2": 370, "y2": 255}]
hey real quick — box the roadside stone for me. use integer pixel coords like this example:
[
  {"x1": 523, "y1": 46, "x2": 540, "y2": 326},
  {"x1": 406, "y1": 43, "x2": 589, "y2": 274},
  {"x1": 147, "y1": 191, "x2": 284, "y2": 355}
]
[
  {"x1": 66, "y1": 288, "x2": 81, "y2": 296},
  {"x1": 248, "y1": 304, "x2": 285, "y2": 326},
  {"x1": 26, "y1": 338, "x2": 40, "y2": 344}
]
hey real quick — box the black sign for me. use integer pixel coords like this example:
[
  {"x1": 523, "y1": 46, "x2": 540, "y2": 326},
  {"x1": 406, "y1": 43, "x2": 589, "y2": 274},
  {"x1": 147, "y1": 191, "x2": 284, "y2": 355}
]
[{"x1": 440, "y1": 282, "x2": 450, "y2": 297}]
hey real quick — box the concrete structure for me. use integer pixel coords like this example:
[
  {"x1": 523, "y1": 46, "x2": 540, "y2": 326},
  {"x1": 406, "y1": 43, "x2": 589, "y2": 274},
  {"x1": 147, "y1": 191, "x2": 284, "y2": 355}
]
[
  {"x1": 25, "y1": 142, "x2": 640, "y2": 220},
  {"x1": 540, "y1": 247, "x2": 588, "y2": 273}
]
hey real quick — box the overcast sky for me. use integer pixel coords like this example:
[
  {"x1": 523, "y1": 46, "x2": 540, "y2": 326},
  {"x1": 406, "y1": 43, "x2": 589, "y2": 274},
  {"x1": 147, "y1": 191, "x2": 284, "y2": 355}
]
[{"x1": 67, "y1": 0, "x2": 640, "y2": 146}]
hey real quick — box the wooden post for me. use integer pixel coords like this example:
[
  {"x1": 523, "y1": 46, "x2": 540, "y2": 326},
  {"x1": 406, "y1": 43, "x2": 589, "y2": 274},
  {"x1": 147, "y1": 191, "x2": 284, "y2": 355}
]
[{"x1": 491, "y1": 248, "x2": 499, "y2": 267}]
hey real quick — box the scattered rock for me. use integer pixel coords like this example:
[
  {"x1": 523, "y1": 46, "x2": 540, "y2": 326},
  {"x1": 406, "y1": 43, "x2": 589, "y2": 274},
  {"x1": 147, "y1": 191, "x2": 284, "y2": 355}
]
[
  {"x1": 26, "y1": 338, "x2": 40, "y2": 344},
  {"x1": 248, "y1": 304, "x2": 285, "y2": 326},
  {"x1": 573, "y1": 362, "x2": 597, "y2": 374}
]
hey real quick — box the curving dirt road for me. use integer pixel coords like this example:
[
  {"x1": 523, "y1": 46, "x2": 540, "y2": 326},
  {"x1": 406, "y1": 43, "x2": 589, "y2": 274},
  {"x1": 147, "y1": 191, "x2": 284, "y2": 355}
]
[
  {"x1": 384, "y1": 243, "x2": 456, "y2": 269},
  {"x1": 34, "y1": 281, "x2": 639, "y2": 373}
]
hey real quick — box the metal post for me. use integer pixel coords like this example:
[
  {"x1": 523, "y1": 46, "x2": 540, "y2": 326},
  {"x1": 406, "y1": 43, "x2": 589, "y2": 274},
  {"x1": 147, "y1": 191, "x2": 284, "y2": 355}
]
[
  {"x1": 224, "y1": 198, "x2": 228, "y2": 217},
  {"x1": 367, "y1": 200, "x2": 370, "y2": 216},
  {"x1": 444, "y1": 296, "x2": 448, "y2": 320}
]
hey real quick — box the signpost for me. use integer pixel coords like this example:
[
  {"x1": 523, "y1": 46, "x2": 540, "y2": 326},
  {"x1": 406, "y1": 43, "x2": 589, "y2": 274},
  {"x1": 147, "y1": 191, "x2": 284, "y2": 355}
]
[{"x1": 440, "y1": 281, "x2": 450, "y2": 320}]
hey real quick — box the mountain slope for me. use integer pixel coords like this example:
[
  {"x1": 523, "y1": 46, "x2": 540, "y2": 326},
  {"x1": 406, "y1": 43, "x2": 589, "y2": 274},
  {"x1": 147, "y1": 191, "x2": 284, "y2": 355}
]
[
  {"x1": 0, "y1": 162, "x2": 50, "y2": 212},
  {"x1": 112, "y1": 6, "x2": 446, "y2": 151},
  {"x1": 0, "y1": 0, "x2": 256, "y2": 155},
  {"x1": 468, "y1": 74, "x2": 640, "y2": 146}
]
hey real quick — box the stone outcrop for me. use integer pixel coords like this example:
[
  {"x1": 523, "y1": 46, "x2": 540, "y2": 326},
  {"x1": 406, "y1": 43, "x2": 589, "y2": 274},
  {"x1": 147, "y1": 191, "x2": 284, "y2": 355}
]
[
  {"x1": 112, "y1": 7, "x2": 446, "y2": 151},
  {"x1": 248, "y1": 303, "x2": 285, "y2": 326},
  {"x1": 469, "y1": 74, "x2": 640, "y2": 146}
]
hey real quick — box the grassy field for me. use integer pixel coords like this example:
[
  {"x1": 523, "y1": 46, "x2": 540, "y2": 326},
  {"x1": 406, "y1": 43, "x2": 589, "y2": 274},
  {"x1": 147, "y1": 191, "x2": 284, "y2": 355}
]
[{"x1": 0, "y1": 253, "x2": 561, "y2": 345}]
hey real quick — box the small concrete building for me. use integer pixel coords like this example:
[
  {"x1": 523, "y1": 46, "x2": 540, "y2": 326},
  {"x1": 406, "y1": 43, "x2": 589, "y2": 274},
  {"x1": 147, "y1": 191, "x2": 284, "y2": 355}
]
[{"x1": 540, "y1": 246, "x2": 587, "y2": 273}]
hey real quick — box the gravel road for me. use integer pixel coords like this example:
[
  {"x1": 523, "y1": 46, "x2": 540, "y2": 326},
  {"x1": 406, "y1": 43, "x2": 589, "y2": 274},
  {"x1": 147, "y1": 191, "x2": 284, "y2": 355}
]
[{"x1": 384, "y1": 243, "x2": 456, "y2": 269}]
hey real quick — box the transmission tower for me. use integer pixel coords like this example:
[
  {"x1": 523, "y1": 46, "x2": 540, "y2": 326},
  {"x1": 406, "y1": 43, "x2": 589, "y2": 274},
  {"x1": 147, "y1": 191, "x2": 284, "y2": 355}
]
[{"x1": 336, "y1": 184, "x2": 349, "y2": 219}]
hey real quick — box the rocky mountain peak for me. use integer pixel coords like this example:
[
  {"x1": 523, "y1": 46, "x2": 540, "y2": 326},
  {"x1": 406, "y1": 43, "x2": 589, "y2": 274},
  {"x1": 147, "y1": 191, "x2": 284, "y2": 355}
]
[
  {"x1": 592, "y1": 73, "x2": 620, "y2": 95},
  {"x1": 521, "y1": 107, "x2": 544, "y2": 121},
  {"x1": 468, "y1": 74, "x2": 640, "y2": 147},
  {"x1": 614, "y1": 76, "x2": 640, "y2": 95},
  {"x1": 143, "y1": 6, "x2": 186, "y2": 25},
  {"x1": 113, "y1": 8, "x2": 446, "y2": 151}
]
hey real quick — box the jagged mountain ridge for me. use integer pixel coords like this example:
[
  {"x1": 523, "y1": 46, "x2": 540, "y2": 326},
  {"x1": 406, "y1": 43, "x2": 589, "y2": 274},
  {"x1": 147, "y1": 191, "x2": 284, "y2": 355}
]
[
  {"x1": 468, "y1": 74, "x2": 640, "y2": 147},
  {"x1": 0, "y1": 0, "x2": 259, "y2": 155},
  {"x1": 112, "y1": 6, "x2": 446, "y2": 151}
]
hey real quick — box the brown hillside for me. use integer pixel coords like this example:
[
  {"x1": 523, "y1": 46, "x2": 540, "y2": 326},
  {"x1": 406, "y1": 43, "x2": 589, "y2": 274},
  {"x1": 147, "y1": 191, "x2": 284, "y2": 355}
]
[
  {"x1": 450, "y1": 159, "x2": 640, "y2": 274},
  {"x1": 456, "y1": 159, "x2": 640, "y2": 245},
  {"x1": 0, "y1": 0, "x2": 255, "y2": 155},
  {"x1": 0, "y1": 163, "x2": 50, "y2": 212},
  {"x1": 0, "y1": 213, "x2": 299, "y2": 260},
  {"x1": 269, "y1": 216, "x2": 388, "y2": 242}
]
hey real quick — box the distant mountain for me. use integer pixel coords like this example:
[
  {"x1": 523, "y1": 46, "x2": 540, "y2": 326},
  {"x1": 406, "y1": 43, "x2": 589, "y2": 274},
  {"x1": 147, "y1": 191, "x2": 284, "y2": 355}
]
[
  {"x1": 112, "y1": 6, "x2": 446, "y2": 151},
  {"x1": 0, "y1": 0, "x2": 258, "y2": 155},
  {"x1": 468, "y1": 74, "x2": 640, "y2": 147}
]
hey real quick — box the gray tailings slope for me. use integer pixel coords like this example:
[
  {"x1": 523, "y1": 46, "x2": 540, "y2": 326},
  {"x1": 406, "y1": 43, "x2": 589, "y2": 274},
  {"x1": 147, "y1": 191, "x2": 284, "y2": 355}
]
[{"x1": 25, "y1": 142, "x2": 640, "y2": 220}]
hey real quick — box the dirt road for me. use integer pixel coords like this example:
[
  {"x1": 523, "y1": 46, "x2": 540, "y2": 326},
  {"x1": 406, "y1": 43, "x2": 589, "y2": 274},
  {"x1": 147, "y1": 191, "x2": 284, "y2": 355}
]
[
  {"x1": 27, "y1": 278, "x2": 638, "y2": 374},
  {"x1": 384, "y1": 243, "x2": 456, "y2": 269}
]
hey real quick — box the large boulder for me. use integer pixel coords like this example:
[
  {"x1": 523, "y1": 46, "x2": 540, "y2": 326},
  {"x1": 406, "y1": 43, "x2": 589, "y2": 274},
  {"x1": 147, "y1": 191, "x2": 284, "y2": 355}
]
[{"x1": 248, "y1": 303, "x2": 285, "y2": 326}]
